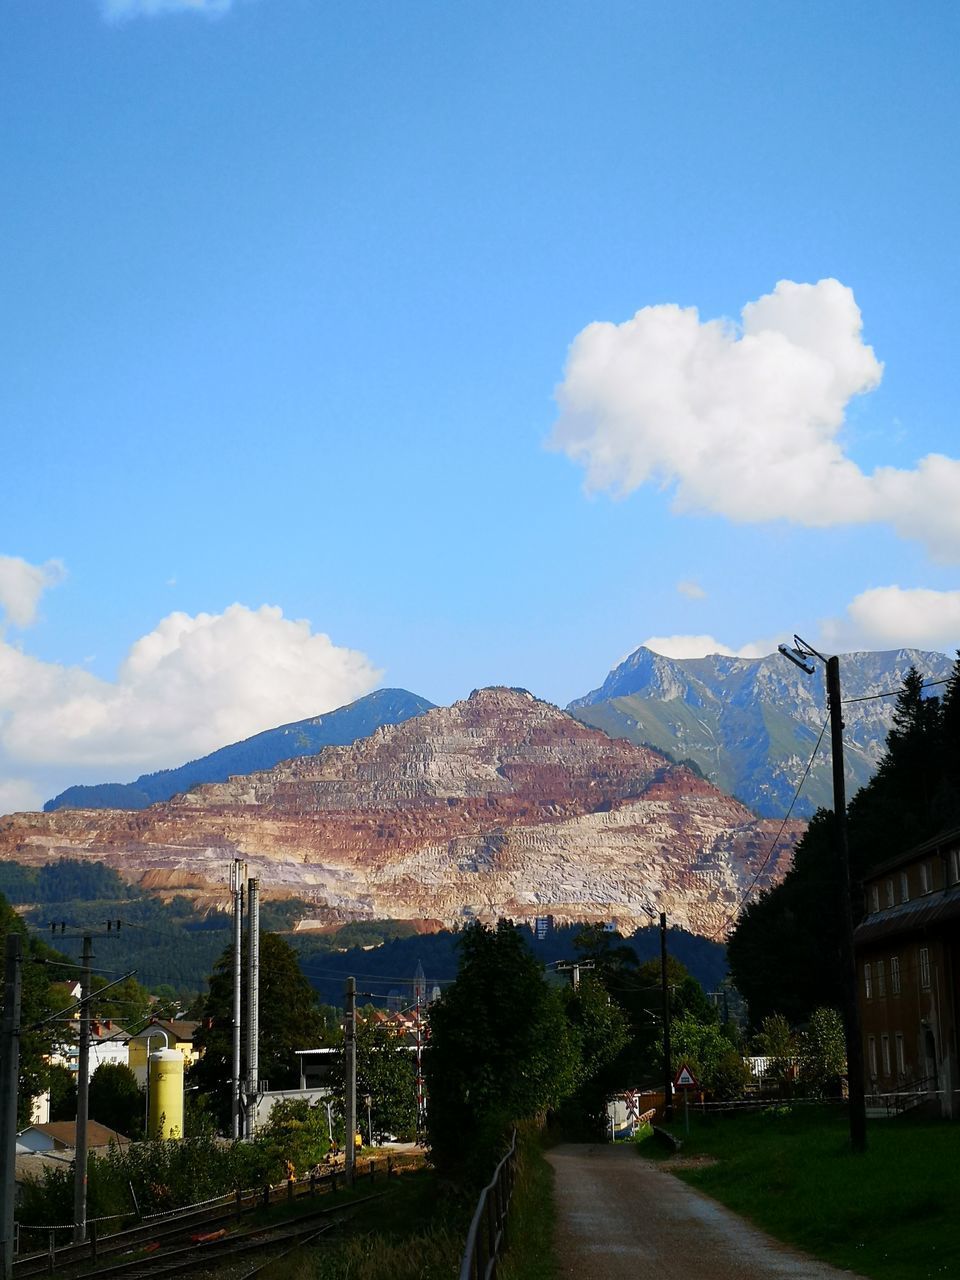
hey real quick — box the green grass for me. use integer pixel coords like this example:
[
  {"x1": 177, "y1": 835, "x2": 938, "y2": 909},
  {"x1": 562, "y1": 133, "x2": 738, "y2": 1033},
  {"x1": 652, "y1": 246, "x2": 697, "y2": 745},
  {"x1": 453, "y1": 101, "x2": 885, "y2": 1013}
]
[
  {"x1": 253, "y1": 1167, "x2": 464, "y2": 1280},
  {"x1": 637, "y1": 1106, "x2": 960, "y2": 1280},
  {"x1": 498, "y1": 1129, "x2": 559, "y2": 1280}
]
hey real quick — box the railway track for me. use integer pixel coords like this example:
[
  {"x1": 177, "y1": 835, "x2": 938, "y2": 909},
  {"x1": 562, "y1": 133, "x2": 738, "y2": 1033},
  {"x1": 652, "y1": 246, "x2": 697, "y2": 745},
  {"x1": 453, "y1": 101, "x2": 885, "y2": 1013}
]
[{"x1": 16, "y1": 1152, "x2": 422, "y2": 1278}]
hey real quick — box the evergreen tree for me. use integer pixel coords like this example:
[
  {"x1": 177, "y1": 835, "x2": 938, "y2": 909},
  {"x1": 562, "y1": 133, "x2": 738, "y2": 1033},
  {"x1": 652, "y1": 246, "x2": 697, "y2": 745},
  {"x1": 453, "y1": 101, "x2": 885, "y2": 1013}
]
[
  {"x1": 729, "y1": 662, "x2": 954, "y2": 1027},
  {"x1": 190, "y1": 933, "x2": 326, "y2": 1130}
]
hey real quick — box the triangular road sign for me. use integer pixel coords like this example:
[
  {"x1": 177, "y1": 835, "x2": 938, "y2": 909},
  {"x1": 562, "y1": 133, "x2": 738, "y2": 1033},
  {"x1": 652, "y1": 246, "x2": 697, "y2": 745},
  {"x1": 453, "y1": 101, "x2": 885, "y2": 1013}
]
[{"x1": 674, "y1": 1062, "x2": 699, "y2": 1089}]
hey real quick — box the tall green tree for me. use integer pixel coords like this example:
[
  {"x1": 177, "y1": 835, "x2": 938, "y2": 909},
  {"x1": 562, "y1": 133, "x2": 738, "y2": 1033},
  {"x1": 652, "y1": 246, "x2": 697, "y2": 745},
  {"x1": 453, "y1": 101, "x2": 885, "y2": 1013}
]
[
  {"x1": 88, "y1": 1062, "x2": 143, "y2": 1139},
  {"x1": 424, "y1": 920, "x2": 578, "y2": 1184},
  {"x1": 190, "y1": 932, "x2": 326, "y2": 1129}
]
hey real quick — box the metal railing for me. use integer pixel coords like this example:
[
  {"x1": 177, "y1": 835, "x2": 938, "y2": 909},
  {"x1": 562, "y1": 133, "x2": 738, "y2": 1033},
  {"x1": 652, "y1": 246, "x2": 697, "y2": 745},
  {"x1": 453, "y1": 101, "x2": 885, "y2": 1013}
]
[{"x1": 458, "y1": 1130, "x2": 518, "y2": 1280}]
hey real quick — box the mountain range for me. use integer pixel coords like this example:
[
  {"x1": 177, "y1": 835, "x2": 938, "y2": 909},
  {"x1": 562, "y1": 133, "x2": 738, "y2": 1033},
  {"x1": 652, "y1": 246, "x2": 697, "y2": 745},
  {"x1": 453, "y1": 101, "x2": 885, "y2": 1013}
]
[
  {"x1": 40, "y1": 648, "x2": 951, "y2": 822},
  {"x1": 0, "y1": 688, "x2": 803, "y2": 939},
  {"x1": 568, "y1": 646, "x2": 953, "y2": 818}
]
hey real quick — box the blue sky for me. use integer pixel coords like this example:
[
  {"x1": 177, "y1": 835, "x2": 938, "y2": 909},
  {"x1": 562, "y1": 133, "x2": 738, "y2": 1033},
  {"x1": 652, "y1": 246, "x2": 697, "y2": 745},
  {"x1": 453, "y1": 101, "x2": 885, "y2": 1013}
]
[{"x1": 3, "y1": 0, "x2": 960, "y2": 810}]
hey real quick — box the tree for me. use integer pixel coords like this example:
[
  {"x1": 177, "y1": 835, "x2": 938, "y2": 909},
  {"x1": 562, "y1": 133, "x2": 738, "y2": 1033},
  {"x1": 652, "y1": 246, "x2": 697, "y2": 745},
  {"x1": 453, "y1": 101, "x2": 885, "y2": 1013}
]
[
  {"x1": 0, "y1": 891, "x2": 63, "y2": 1124},
  {"x1": 89, "y1": 1062, "x2": 143, "y2": 1139},
  {"x1": 424, "y1": 921, "x2": 579, "y2": 1183},
  {"x1": 48, "y1": 1063, "x2": 77, "y2": 1122},
  {"x1": 190, "y1": 933, "x2": 326, "y2": 1129},
  {"x1": 354, "y1": 1016, "x2": 417, "y2": 1142},
  {"x1": 797, "y1": 1007, "x2": 846, "y2": 1098}
]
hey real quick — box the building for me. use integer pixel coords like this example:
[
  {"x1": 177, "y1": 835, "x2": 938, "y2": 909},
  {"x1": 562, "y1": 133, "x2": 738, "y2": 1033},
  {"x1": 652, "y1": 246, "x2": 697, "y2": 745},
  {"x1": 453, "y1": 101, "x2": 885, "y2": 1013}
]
[
  {"x1": 54, "y1": 1017, "x2": 129, "y2": 1082},
  {"x1": 127, "y1": 1018, "x2": 200, "y2": 1086},
  {"x1": 855, "y1": 828, "x2": 960, "y2": 1118},
  {"x1": 16, "y1": 1121, "x2": 130, "y2": 1155}
]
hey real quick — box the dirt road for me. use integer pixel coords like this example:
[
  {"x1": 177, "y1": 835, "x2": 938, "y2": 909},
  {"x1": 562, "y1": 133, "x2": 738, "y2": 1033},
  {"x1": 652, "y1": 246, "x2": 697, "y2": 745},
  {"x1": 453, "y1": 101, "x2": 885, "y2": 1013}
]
[{"x1": 547, "y1": 1144, "x2": 866, "y2": 1279}]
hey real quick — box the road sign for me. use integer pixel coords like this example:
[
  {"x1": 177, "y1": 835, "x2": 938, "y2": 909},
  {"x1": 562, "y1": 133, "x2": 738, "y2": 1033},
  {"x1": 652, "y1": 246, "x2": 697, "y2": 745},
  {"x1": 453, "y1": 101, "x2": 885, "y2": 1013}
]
[{"x1": 674, "y1": 1063, "x2": 699, "y2": 1089}]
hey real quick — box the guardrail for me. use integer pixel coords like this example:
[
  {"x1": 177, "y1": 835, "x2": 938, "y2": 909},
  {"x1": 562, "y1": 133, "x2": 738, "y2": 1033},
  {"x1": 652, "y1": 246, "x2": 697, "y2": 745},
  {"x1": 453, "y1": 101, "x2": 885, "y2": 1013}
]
[{"x1": 458, "y1": 1130, "x2": 518, "y2": 1280}]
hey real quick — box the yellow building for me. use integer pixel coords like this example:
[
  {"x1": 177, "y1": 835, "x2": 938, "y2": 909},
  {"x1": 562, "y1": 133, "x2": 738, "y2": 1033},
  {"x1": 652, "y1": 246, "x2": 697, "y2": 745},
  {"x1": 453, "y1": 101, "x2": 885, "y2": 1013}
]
[{"x1": 127, "y1": 1018, "x2": 200, "y2": 1087}]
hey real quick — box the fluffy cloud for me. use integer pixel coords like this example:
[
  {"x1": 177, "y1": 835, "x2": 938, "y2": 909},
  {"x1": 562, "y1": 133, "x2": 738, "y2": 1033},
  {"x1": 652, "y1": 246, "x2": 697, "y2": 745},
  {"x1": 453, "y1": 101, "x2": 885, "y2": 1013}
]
[
  {"x1": 820, "y1": 587, "x2": 960, "y2": 654},
  {"x1": 676, "y1": 580, "x2": 706, "y2": 600},
  {"x1": 551, "y1": 279, "x2": 960, "y2": 562},
  {"x1": 0, "y1": 602, "x2": 382, "y2": 811},
  {"x1": 101, "y1": 0, "x2": 236, "y2": 19},
  {"x1": 0, "y1": 556, "x2": 65, "y2": 629},
  {"x1": 0, "y1": 779, "x2": 43, "y2": 815},
  {"x1": 639, "y1": 634, "x2": 774, "y2": 660}
]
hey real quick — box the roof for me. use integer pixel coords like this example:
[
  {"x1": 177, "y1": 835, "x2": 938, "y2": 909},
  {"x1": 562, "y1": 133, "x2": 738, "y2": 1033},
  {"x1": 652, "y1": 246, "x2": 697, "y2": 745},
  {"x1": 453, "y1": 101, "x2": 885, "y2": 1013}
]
[
  {"x1": 129, "y1": 1018, "x2": 199, "y2": 1043},
  {"x1": 854, "y1": 889, "x2": 960, "y2": 946},
  {"x1": 864, "y1": 826, "x2": 960, "y2": 880},
  {"x1": 20, "y1": 1121, "x2": 130, "y2": 1149}
]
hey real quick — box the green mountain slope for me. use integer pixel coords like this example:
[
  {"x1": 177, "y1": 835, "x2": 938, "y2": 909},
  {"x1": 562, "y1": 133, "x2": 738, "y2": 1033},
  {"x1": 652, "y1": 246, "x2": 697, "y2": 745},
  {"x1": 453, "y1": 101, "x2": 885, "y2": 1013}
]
[{"x1": 569, "y1": 647, "x2": 952, "y2": 818}]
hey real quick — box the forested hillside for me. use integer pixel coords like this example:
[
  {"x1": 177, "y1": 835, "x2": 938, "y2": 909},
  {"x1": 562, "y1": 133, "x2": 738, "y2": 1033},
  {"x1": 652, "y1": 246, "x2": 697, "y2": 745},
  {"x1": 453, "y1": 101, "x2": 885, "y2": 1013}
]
[{"x1": 728, "y1": 655, "x2": 960, "y2": 1024}]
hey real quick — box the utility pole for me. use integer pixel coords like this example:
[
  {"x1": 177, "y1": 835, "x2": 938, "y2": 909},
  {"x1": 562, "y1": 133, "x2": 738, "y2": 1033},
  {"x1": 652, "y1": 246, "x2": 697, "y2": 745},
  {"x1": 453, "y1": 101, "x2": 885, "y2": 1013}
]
[
  {"x1": 779, "y1": 638, "x2": 867, "y2": 1154},
  {"x1": 245, "y1": 877, "x2": 259, "y2": 1139},
  {"x1": 414, "y1": 985, "x2": 424, "y2": 1139},
  {"x1": 827, "y1": 655, "x2": 868, "y2": 1154},
  {"x1": 230, "y1": 859, "x2": 244, "y2": 1140},
  {"x1": 344, "y1": 976, "x2": 356, "y2": 1182},
  {"x1": 660, "y1": 913, "x2": 673, "y2": 1122},
  {"x1": 1, "y1": 933, "x2": 22, "y2": 1280},
  {"x1": 73, "y1": 935, "x2": 92, "y2": 1243}
]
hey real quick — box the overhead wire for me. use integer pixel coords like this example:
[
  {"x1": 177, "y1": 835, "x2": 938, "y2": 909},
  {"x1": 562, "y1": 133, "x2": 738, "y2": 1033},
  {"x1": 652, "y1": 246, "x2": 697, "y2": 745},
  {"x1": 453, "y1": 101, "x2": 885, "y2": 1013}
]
[{"x1": 709, "y1": 715, "x2": 829, "y2": 940}]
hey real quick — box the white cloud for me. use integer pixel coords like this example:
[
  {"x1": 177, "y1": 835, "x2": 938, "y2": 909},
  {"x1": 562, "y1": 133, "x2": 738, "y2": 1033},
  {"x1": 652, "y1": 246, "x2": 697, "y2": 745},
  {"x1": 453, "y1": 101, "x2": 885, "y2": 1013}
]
[
  {"x1": 676, "y1": 580, "x2": 706, "y2": 600},
  {"x1": 0, "y1": 604, "x2": 382, "y2": 805},
  {"x1": 551, "y1": 279, "x2": 960, "y2": 562},
  {"x1": 0, "y1": 556, "x2": 66, "y2": 629},
  {"x1": 0, "y1": 779, "x2": 43, "y2": 817},
  {"x1": 820, "y1": 587, "x2": 960, "y2": 654},
  {"x1": 101, "y1": 0, "x2": 235, "y2": 20},
  {"x1": 640, "y1": 634, "x2": 774, "y2": 660}
]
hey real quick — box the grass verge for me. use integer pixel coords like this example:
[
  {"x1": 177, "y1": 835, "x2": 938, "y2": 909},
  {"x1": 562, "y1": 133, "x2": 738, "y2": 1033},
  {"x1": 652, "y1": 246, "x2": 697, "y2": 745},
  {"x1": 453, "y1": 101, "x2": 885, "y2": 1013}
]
[
  {"x1": 498, "y1": 1127, "x2": 559, "y2": 1280},
  {"x1": 252, "y1": 1168, "x2": 463, "y2": 1280},
  {"x1": 637, "y1": 1105, "x2": 959, "y2": 1280}
]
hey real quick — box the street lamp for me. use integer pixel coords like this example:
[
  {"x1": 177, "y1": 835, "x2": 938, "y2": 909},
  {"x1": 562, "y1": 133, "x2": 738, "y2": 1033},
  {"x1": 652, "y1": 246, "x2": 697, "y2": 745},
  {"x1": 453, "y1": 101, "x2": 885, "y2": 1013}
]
[
  {"x1": 364, "y1": 1093, "x2": 373, "y2": 1147},
  {"x1": 778, "y1": 635, "x2": 867, "y2": 1153}
]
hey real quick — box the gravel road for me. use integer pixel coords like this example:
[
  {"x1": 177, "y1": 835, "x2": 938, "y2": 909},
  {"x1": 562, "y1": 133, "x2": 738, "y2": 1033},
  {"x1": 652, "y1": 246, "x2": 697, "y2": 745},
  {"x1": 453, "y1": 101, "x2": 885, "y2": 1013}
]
[{"x1": 547, "y1": 1143, "x2": 867, "y2": 1279}]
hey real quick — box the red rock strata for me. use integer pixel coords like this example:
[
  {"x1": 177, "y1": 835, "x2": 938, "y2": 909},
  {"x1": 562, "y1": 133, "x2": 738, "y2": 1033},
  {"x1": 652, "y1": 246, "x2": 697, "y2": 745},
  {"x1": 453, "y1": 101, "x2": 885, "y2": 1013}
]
[{"x1": 0, "y1": 689, "x2": 804, "y2": 937}]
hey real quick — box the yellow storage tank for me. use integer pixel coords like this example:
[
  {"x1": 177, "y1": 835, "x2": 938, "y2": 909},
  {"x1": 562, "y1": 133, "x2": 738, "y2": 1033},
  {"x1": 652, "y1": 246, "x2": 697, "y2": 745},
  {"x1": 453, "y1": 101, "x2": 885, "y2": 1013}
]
[{"x1": 148, "y1": 1048, "x2": 184, "y2": 1140}]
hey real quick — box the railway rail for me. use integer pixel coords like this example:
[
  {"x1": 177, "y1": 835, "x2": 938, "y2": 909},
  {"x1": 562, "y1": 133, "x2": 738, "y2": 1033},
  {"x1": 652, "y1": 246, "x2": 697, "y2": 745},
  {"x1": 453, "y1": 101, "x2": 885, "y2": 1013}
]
[{"x1": 15, "y1": 1151, "x2": 422, "y2": 1278}]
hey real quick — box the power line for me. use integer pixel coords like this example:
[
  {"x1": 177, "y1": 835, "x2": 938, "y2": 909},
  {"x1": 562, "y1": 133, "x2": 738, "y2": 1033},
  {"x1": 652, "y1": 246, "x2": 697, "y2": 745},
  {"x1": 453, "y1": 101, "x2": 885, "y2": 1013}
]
[
  {"x1": 710, "y1": 716, "x2": 829, "y2": 940},
  {"x1": 841, "y1": 676, "x2": 949, "y2": 705}
]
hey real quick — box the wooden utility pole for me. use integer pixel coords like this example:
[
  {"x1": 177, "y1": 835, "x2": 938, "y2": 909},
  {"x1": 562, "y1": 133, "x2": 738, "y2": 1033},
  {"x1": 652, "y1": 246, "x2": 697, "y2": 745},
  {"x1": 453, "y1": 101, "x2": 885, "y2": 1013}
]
[
  {"x1": 0, "y1": 933, "x2": 22, "y2": 1280},
  {"x1": 660, "y1": 913, "x2": 673, "y2": 1122},
  {"x1": 827, "y1": 655, "x2": 867, "y2": 1154}
]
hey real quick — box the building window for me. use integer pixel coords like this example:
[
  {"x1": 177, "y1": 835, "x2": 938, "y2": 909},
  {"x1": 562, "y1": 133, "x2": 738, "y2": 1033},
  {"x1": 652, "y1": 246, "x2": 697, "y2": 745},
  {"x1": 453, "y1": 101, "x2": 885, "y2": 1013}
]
[
  {"x1": 891, "y1": 955, "x2": 901, "y2": 995},
  {"x1": 901, "y1": 871, "x2": 910, "y2": 903},
  {"x1": 870, "y1": 884, "x2": 880, "y2": 914},
  {"x1": 896, "y1": 1032, "x2": 905, "y2": 1076},
  {"x1": 881, "y1": 1034, "x2": 891, "y2": 1076},
  {"x1": 875, "y1": 960, "x2": 885, "y2": 997},
  {"x1": 920, "y1": 862, "x2": 931, "y2": 894},
  {"x1": 949, "y1": 848, "x2": 960, "y2": 885},
  {"x1": 885, "y1": 878, "x2": 894, "y2": 908},
  {"x1": 868, "y1": 1035, "x2": 877, "y2": 1076},
  {"x1": 919, "y1": 947, "x2": 931, "y2": 989},
  {"x1": 864, "y1": 963, "x2": 873, "y2": 1000}
]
